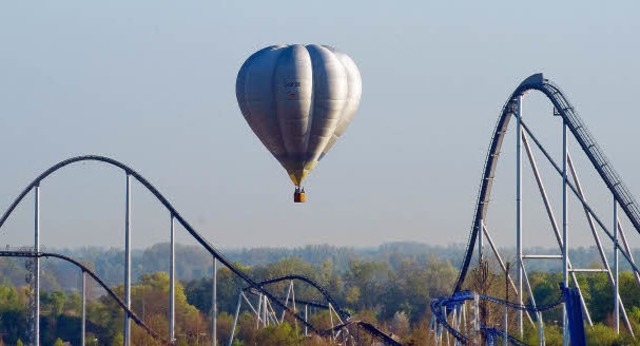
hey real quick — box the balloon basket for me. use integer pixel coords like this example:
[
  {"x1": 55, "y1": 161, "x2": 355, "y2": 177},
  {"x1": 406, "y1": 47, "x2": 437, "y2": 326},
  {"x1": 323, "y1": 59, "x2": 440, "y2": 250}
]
[{"x1": 294, "y1": 190, "x2": 306, "y2": 203}]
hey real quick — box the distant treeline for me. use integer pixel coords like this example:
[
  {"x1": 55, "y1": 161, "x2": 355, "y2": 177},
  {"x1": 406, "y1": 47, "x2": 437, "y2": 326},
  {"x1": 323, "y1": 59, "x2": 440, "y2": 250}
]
[
  {"x1": 1, "y1": 241, "x2": 639, "y2": 345},
  {"x1": 0, "y1": 241, "x2": 636, "y2": 292}
]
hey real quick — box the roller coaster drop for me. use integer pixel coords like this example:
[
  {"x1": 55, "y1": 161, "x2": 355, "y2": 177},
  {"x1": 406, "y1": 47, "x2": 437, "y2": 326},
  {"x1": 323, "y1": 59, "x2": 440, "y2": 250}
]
[
  {"x1": 438, "y1": 73, "x2": 640, "y2": 344},
  {"x1": 0, "y1": 156, "x2": 400, "y2": 345}
]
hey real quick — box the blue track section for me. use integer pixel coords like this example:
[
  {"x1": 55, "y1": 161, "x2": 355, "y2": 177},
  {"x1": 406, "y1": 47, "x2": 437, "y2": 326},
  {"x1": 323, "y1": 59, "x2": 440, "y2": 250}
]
[
  {"x1": 565, "y1": 287, "x2": 587, "y2": 345},
  {"x1": 430, "y1": 287, "x2": 575, "y2": 345}
]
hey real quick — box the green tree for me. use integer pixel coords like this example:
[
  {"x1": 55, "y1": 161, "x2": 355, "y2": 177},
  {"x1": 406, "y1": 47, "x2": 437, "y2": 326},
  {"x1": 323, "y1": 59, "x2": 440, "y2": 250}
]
[
  {"x1": 619, "y1": 272, "x2": 640, "y2": 308},
  {"x1": 53, "y1": 338, "x2": 65, "y2": 346},
  {"x1": 112, "y1": 332, "x2": 124, "y2": 346},
  {"x1": 584, "y1": 323, "x2": 634, "y2": 346},
  {"x1": 50, "y1": 291, "x2": 68, "y2": 316},
  {"x1": 185, "y1": 263, "x2": 248, "y2": 315},
  {"x1": 586, "y1": 273, "x2": 613, "y2": 323},
  {"x1": 216, "y1": 312, "x2": 235, "y2": 345},
  {"x1": 344, "y1": 260, "x2": 390, "y2": 310},
  {"x1": 64, "y1": 291, "x2": 82, "y2": 314},
  {"x1": 0, "y1": 285, "x2": 28, "y2": 344},
  {"x1": 255, "y1": 323, "x2": 303, "y2": 345},
  {"x1": 0, "y1": 285, "x2": 21, "y2": 310}
]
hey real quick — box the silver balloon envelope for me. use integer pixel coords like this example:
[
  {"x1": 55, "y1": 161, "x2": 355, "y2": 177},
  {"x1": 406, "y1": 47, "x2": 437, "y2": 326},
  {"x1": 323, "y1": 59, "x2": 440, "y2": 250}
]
[{"x1": 236, "y1": 44, "x2": 362, "y2": 188}]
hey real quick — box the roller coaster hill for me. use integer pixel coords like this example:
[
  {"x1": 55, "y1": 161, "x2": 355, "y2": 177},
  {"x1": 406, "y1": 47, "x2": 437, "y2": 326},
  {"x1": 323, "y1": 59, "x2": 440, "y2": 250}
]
[
  {"x1": 431, "y1": 73, "x2": 640, "y2": 345},
  {"x1": 2, "y1": 73, "x2": 640, "y2": 346},
  {"x1": 0, "y1": 165, "x2": 401, "y2": 343}
]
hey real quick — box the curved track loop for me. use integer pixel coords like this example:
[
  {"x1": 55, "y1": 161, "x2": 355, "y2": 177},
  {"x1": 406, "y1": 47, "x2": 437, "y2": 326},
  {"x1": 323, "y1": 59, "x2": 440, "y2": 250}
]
[
  {"x1": 0, "y1": 250, "x2": 169, "y2": 345},
  {"x1": 246, "y1": 274, "x2": 350, "y2": 320},
  {"x1": 0, "y1": 155, "x2": 317, "y2": 333},
  {"x1": 244, "y1": 275, "x2": 402, "y2": 344},
  {"x1": 431, "y1": 290, "x2": 564, "y2": 345},
  {"x1": 0, "y1": 155, "x2": 401, "y2": 344},
  {"x1": 454, "y1": 73, "x2": 640, "y2": 292}
]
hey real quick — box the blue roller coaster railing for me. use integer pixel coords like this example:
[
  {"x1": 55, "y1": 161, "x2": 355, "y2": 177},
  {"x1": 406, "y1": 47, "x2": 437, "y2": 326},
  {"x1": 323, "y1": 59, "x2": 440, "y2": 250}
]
[
  {"x1": 450, "y1": 73, "x2": 640, "y2": 341},
  {"x1": 430, "y1": 286, "x2": 579, "y2": 345},
  {"x1": 481, "y1": 326, "x2": 528, "y2": 346}
]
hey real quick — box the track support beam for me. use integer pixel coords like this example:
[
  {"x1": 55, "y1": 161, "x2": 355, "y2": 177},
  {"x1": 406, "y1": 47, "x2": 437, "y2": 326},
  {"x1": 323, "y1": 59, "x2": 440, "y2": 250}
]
[
  {"x1": 562, "y1": 121, "x2": 569, "y2": 346},
  {"x1": 515, "y1": 95, "x2": 524, "y2": 338},
  {"x1": 124, "y1": 174, "x2": 132, "y2": 346},
  {"x1": 614, "y1": 199, "x2": 619, "y2": 334},
  {"x1": 34, "y1": 185, "x2": 40, "y2": 346},
  {"x1": 170, "y1": 215, "x2": 176, "y2": 343}
]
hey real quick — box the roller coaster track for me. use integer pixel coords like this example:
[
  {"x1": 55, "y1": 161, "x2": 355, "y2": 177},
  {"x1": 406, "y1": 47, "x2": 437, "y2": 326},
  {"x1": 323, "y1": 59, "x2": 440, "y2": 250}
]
[
  {"x1": 241, "y1": 275, "x2": 403, "y2": 345},
  {"x1": 481, "y1": 327, "x2": 528, "y2": 346},
  {"x1": 0, "y1": 155, "x2": 399, "y2": 345},
  {"x1": 245, "y1": 274, "x2": 351, "y2": 320},
  {"x1": 323, "y1": 320, "x2": 402, "y2": 346},
  {"x1": 0, "y1": 250, "x2": 169, "y2": 345},
  {"x1": 0, "y1": 156, "x2": 319, "y2": 334},
  {"x1": 430, "y1": 290, "x2": 565, "y2": 345},
  {"x1": 454, "y1": 73, "x2": 640, "y2": 292}
]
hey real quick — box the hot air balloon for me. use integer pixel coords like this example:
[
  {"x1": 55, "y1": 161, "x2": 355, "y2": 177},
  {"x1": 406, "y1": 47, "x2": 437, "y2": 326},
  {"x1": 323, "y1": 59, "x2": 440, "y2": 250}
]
[{"x1": 236, "y1": 44, "x2": 362, "y2": 202}]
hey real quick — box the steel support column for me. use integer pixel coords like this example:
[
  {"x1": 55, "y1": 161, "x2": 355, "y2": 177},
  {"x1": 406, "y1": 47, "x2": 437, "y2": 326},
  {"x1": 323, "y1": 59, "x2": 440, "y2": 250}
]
[
  {"x1": 170, "y1": 215, "x2": 176, "y2": 343},
  {"x1": 523, "y1": 135, "x2": 593, "y2": 325},
  {"x1": 614, "y1": 199, "x2": 619, "y2": 334},
  {"x1": 521, "y1": 263, "x2": 545, "y2": 345},
  {"x1": 618, "y1": 221, "x2": 640, "y2": 287},
  {"x1": 562, "y1": 122, "x2": 569, "y2": 346},
  {"x1": 228, "y1": 293, "x2": 243, "y2": 346},
  {"x1": 82, "y1": 271, "x2": 86, "y2": 346},
  {"x1": 34, "y1": 185, "x2": 40, "y2": 346},
  {"x1": 528, "y1": 126, "x2": 633, "y2": 332},
  {"x1": 212, "y1": 257, "x2": 218, "y2": 346},
  {"x1": 304, "y1": 304, "x2": 308, "y2": 337},
  {"x1": 124, "y1": 174, "x2": 132, "y2": 346},
  {"x1": 504, "y1": 262, "x2": 510, "y2": 346},
  {"x1": 516, "y1": 95, "x2": 523, "y2": 337},
  {"x1": 478, "y1": 219, "x2": 484, "y2": 266}
]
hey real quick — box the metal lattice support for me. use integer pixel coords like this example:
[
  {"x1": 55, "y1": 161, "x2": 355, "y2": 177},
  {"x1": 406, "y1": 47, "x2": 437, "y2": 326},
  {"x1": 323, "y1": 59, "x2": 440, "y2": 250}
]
[
  {"x1": 453, "y1": 73, "x2": 640, "y2": 343},
  {"x1": 0, "y1": 155, "x2": 401, "y2": 345},
  {"x1": 0, "y1": 156, "x2": 324, "y2": 342}
]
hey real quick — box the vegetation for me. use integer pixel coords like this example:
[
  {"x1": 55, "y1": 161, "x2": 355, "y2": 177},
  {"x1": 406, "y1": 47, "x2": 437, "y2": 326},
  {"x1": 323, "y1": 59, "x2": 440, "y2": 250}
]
[{"x1": 0, "y1": 243, "x2": 639, "y2": 345}]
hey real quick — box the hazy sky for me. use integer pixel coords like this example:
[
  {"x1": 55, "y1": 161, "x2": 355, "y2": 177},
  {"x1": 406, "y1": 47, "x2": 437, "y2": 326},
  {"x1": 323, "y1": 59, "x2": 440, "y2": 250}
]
[{"x1": 1, "y1": 1, "x2": 639, "y2": 251}]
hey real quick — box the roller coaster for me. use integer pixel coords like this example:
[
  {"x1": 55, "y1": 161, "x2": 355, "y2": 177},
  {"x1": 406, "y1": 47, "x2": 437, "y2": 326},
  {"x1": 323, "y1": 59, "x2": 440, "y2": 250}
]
[
  {"x1": 227, "y1": 275, "x2": 401, "y2": 345},
  {"x1": 436, "y1": 73, "x2": 640, "y2": 344},
  {"x1": 0, "y1": 155, "x2": 399, "y2": 345},
  {"x1": 1, "y1": 73, "x2": 639, "y2": 345},
  {"x1": 228, "y1": 275, "x2": 397, "y2": 345}
]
